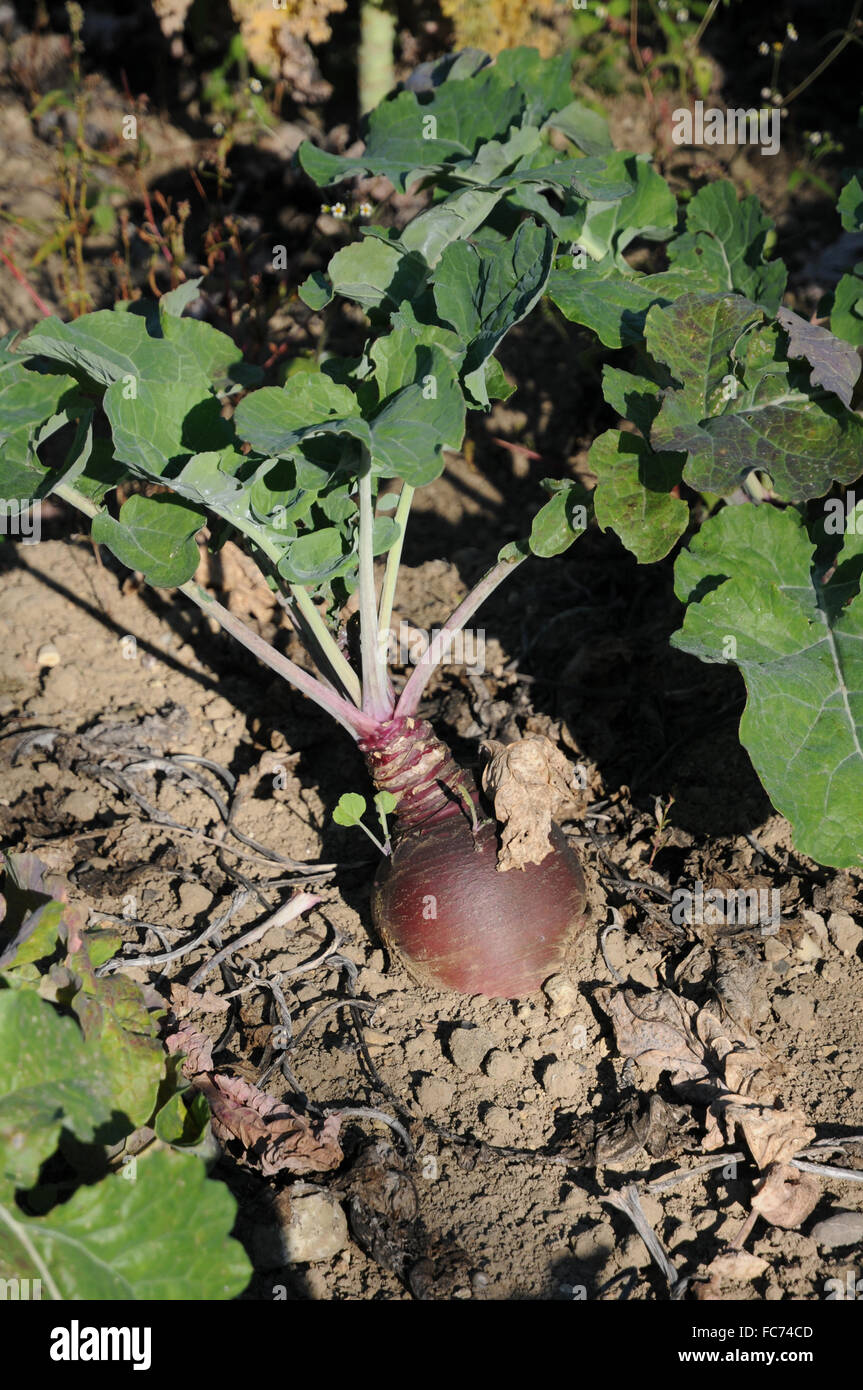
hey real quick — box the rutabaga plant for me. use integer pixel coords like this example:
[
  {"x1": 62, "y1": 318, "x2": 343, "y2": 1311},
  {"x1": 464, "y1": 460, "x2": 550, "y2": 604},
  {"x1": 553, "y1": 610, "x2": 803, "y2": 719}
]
[{"x1": 2, "y1": 44, "x2": 862, "y2": 1011}]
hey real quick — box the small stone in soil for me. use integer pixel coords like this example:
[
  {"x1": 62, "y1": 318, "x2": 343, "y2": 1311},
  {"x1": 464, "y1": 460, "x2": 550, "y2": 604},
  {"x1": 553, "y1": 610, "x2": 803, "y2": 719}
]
[
  {"x1": 415, "y1": 1075, "x2": 454, "y2": 1111},
  {"x1": 828, "y1": 912, "x2": 863, "y2": 958},
  {"x1": 541, "y1": 1059, "x2": 583, "y2": 1100},
  {"x1": 179, "y1": 881, "x2": 214, "y2": 917},
  {"x1": 543, "y1": 974, "x2": 579, "y2": 1017},
  {"x1": 810, "y1": 1210, "x2": 863, "y2": 1249},
  {"x1": 448, "y1": 1025, "x2": 495, "y2": 1073},
  {"x1": 483, "y1": 1048, "x2": 520, "y2": 1082}
]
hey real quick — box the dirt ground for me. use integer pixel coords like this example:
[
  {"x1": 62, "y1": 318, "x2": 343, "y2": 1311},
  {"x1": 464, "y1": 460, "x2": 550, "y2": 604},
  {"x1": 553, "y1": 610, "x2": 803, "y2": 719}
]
[
  {"x1": 2, "y1": 6, "x2": 863, "y2": 1303},
  {"x1": 2, "y1": 526, "x2": 862, "y2": 1301}
]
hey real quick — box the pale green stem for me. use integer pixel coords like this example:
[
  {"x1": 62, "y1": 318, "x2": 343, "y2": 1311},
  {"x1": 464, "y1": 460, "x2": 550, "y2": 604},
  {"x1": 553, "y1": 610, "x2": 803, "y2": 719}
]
[
  {"x1": 359, "y1": 0, "x2": 397, "y2": 115},
  {"x1": 377, "y1": 482, "x2": 413, "y2": 665},
  {"x1": 53, "y1": 483, "x2": 376, "y2": 739},
  {"x1": 245, "y1": 527, "x2": 362, "y2": 707},
  {"x1": 396, "y1": 551, "x2": 527, "y2": 718},
  {"x1": 357, "y1": 471, "x2": 392, "y2": 720}
]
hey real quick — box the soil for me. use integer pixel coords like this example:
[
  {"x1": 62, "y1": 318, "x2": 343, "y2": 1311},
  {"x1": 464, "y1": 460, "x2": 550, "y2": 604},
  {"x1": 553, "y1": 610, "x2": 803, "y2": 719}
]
[
  {"x1": 2, "y1": 5, "x2": 863, "y2": 1303},
  {"x1": 3, "y1": 529, "x2": 862, "y2": 1302}
]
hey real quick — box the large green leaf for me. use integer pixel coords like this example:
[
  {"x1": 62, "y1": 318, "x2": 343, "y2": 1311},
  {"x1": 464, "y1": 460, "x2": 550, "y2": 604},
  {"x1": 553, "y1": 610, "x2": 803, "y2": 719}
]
[
  {"x1": 647, "y1": 294, "x2": 863, "y2": 500},
  {"x1": 0, "y1": 991, "x2": 114, "y2": 1190},
  {"x1": 433, "y1": 219, "x2": 553, "y2": 405},
  {"x1": 665, "y1": 180, "x2": 786, "y2": 314},
  {"x1": 0, "y1": 1149, "x2": 251, "y2": 1299},
  {"x1": 298, "y1": 49, "x2": 559, "y2": 192},
  {"x1": 673, "y1": 504, "x2": 863, "y2": 868},
  {"x1": 589, "y1": 429, "x2": 688, "y2": 563},
  {"x1": 92, "y1": 493, "x2": 205, "y2": 587}
]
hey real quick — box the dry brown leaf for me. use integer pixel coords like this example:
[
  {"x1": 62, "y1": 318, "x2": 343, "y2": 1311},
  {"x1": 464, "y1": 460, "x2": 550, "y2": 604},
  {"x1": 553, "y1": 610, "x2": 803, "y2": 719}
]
[
  {"x1": 694, "y1": 1248, "x2": 769, "y2": 1298},
  {"x1": 710, "y1": 1249, "x2": 769, "y2": 1281},
  {"x1": 169, "y1": 982, "x2": 230, "y2": 1018},
  {"x1": 716, "y1": 1100, "x2": 814, "y2": 1169},
  {"x1": 166, "y1": 1022, "x2": 343, "y2": 1176},
  {"x1": 751, "y1": 1162, "x2": 820, "y2": 1229},
  {"x1": 196, "y1": 1073, "x2": 343, "y2": 1177},
  {"x1": 597, "y1": 987, "x2": 812, "y2": 1171},
  {"x1": 481, "y1": 735, "x2": 583, "y2": 871}
]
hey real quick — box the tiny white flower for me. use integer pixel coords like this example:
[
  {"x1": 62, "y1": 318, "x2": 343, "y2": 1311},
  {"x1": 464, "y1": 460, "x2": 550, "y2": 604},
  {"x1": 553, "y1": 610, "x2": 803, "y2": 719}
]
[
  {"x1": 249, "y1": 77, "x2": 263, "y2": 93},
  {"x1": 331, "y1": 201, "x2": 347, "y2": 219},
  {"x1": 771, "y1": 92, "x2": 782, "y2": 105},
  {"x1": 758, "y1": 41, "x2": 769, "y2": 55},
  {"x1": 358, "y1": 201, "x2": 373, "y2": 218},
  {"x1": 760, "y1": 87, "x2": 772, "y2": 99},
  {"x1": 213, "y1": 121, "x2": 225, "y2": 136},
  {"x1": 786, "y1": 22, "x2": 798, "y2": 40},
  {"x1": 809, "y1": 130, "x2": 822, "y2": 144},
  {"x1": 676, "y1": 7, "x2": 689, "y2": 21}
]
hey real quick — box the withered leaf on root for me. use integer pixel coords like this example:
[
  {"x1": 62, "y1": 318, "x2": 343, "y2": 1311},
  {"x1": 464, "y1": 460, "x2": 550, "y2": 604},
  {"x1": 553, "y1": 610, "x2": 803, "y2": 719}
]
[
  {"x1": 481, "y1": 735, "x2": 584, "y2": 871},
  {"x1": 597, "y1": 987, "x2": 813, "y2": 1174},
  {"x1": 166, "y1": 1023, "x2": 343, "y2": 1176}
]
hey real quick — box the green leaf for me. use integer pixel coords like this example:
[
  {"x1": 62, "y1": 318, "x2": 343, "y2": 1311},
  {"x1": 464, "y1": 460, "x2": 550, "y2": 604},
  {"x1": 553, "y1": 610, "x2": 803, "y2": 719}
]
[
  {"x1": 279, "y1": 526, "x2": 352, "y2": 584},
  {"x1": 92, "y1": 494, "x2": 205, "y2": 587},
  {"x1": 544, "y1": 100, "x2": 613, "y2": 156},
  {"x1": 333, "y1": 792, "x2": 367, "y2": 827},
  {"x1": 399, "y1": 186, "x2": 505, "y2": 266},
  {"x1": 433, "y1": 219, "x2": 553, "y2": 405},
  {"x1": 22, "y1": 313, "x2": 207, "y2": 390},
  {"x1": 158, "y1": 278, "x2": 204, "y2": 318},
  {"x1": 589, "y1": 429, "x2": 688, "y2": 563},
  {"x1": 601, "y1": 365, "x2": 663, "y2": 438},
  {"x1": 562, "y1": 153, "x2": 676, "y2": 264},
  {"x1": 299, "y1": 270, "x2": 332, "y2": 311},
  {"x1": 776, "y1": 306, "x2": 861, "y2": 407},
  {"x1": 647, "y1": 294, "x2": 863, "y2": 500},
  {"x1": 0, "y1": 991, "x2": 114, "y2": 1189},
  {"x1": 831, "y1": 265, "x2": 863, "y2": 347},
  {"x1": 369, "y1": 358, "x2": 465, "y2": 485},
  {"x1": 0, "y1": 1149, "x2": 251, "y2": 1298},
  {"x1": 298, "y1": 62, "x2": 527, "y2": 192},
  {"x1": 104, "y1": 376, "x2": 230, "y2": 478},
  {"x1": 838, "y1": 175, "x2": 863, "y2": 233},
  {"x1": 233, "y1": 376, "x2": 367, "y2": 458},
  {"x1": 529, "y1": 482, "x2": 592, "y2": 557},
  {"x1": 321, "y1": 233, "x2": 429, "y2": 314},
  {"x1": 673, "y1": 504, "x2": 863, "y2": 868},
  {"x1": 665, "y1": 181, "x2": 786, "y2": 314}
]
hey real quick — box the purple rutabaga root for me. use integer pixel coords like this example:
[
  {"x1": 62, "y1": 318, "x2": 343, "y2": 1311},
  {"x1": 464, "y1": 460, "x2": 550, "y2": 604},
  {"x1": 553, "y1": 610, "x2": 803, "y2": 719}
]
[{"x1": 359, "y1": 717, "x2": 480, "y2": 832}]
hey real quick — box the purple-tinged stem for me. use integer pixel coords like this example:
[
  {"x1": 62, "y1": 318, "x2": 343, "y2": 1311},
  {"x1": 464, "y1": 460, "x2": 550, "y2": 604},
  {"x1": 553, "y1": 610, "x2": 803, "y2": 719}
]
[
  {"x1": 395, "y1": 551, "x2": 526, "y2": 718},
  {"x1": 180, "y1": 581, "x2": 379, "y2": 739}
]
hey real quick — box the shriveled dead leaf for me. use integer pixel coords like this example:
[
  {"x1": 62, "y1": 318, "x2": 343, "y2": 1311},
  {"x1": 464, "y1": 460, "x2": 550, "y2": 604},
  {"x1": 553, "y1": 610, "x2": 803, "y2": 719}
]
[
  {"x1": 165, "y1": 1019, "x2": 214, "y2": 1073},
  {"x1": 751, "y1": 1162, "x2": 820, "y2": 1229},
  {"x1": 695, "y1": 1248, "x2": 769, "y2": 1298},
  {"x1": 481, "y1": 735, "x2": 584, "y2": 871},
  {"x1": 195, "y1": 1072, "x2": 343, "y2": 1177},
  {"x1": 717, "y1": 1100, "x2": 814, "y2": 1169},
  {"x1": 166, "y1": 1023, "x2": 343, "y2": 1176},
  {"x1": 597, "y1": 987, "x2": 813, "y2": 1171},
  {"x1": 711, "y1": 1249, "x2": 769, "y2": 1281},
  {"x1": 776, "y1": 306, "x2": 861, "y2": 408},
  {"x1": 169, "y1": 982, "x2": 230, "y2": 1017}
]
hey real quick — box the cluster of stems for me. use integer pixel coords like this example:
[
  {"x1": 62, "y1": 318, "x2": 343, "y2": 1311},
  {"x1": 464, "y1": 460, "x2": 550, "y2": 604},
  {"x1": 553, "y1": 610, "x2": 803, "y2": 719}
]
[{"x1": 55, "y1": 474, "x2": 525, "y2": 744}]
